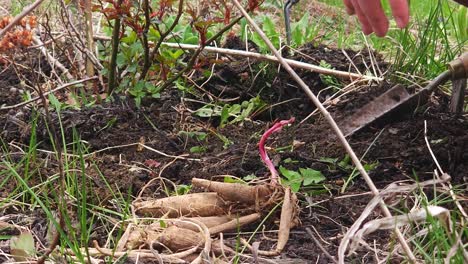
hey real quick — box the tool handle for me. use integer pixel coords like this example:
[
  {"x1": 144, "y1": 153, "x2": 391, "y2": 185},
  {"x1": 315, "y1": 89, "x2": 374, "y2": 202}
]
[{"x1": 448, "y1": 52, "x2": 468, "y2": 79}]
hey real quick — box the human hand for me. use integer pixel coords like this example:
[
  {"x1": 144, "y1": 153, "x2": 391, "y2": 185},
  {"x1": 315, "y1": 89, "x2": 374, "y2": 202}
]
[{"x1": 343, "y1": 0, "x2": 409, "y2": 37}]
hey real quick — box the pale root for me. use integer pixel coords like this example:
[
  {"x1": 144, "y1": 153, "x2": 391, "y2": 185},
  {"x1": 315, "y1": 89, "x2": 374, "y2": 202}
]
[
  {"x1": 134, "y1": 192, "x2": 227, "y2": 217},
  {"x1": 192, "y1": 178, "x2": 272, "y2": 204}
]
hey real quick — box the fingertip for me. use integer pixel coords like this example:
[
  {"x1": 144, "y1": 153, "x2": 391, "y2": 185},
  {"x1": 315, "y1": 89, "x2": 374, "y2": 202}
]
[
  {"x1": 343, "y1": 0, "x2": 355, "y2": 15},
  {"x1": 374, "y1": 22, "x2": 389, "y2": 37},
  {"x1": 389, "y1": 0, "x2": 410, "y2": 28},
  {"x1": 395, "y1": 16, "x2": 409, "y2": 28},
  {"x1": 346, "y1": 8, "x2": 355, "y2": 15},
  {"x1": 362, "y1": 26, "x2": 373, "y2": 35},
  {"x1": 374, "y1": 29, "x2": 388, "y2": 37}
]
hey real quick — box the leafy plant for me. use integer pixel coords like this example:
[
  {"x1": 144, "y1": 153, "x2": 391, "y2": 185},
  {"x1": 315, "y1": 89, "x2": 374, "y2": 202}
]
[
  {"x1": 290, "y1": 12, "x2": 321, "y2": 47},
  {"x1": 279, "y1": 166, "x2": 325, "y2": 192},
  {"x1": 98, "y1": 0, "x2": 251, "y2": 98},
  {"x1": 178, "y1": 130, "x2": 208, "y2": 153},
  {"x1": 319, "y1": 60, "x2": 340, "y2": 88},
  {"x1": 194, "y1": 96, "x2": 267, "y2": 127},
  {"x1": 174, "y1": 184, "x2": 191, "y2": 195},
  {"x1": 241, "y1": 16, "x2": 280, "y2": 52}
]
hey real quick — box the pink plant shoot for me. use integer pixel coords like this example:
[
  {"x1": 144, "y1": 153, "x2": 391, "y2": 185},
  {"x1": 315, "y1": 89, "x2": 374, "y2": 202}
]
[{"x1": 259, "y1": 117, "x2": 295, "y2": 185}]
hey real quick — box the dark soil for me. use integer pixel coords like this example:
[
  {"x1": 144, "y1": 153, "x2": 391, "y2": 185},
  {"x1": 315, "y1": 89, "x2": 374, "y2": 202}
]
[{"x1": 1, "y1": 40, "x2": 466, "y2": 263}]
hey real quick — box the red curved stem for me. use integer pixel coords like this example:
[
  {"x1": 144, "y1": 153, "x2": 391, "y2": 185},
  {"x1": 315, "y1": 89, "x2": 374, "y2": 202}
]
[{"x1": 258, "y1": 117, "x2": 295, "y2": 185}]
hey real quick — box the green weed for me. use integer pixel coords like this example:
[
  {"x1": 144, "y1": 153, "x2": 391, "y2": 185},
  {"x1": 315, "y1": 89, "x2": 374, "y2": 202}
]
[
  {"x1": 279, "y1": 166, "x2": 326, "y2": 192},
  {"x1": 194, "y1": 96, "x2": 267, "y2": 128}
]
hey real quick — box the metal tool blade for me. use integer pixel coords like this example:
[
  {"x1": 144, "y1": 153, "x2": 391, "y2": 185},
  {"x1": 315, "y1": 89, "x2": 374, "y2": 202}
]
[{"x1": 340, "y1": 85, "x2": 411, "y2": 137}]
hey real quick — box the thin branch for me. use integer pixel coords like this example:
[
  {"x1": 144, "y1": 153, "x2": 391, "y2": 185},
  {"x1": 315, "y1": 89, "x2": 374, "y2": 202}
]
[
  {"x1": 424, "y1": 120, "x2": 467, "y2": 218},
  {"x1": 32, "y1": 35, "x2": 74, "y2": 80},
  {"x1": 305, "y1": 227, "x2": 338, "y2": 264},
  {"x1": 141, "y1": 0, "x2": 152, "y2": 79},
  {"x1": 94, "y1": 35, "x2": 378, "y2": 81},
  {"x1": 141, "y1": 0, "x2": 184, "y2": 79},
  {"x1": 230, "y1": 0, "x2": 416, "y2": 262},
  {"x1": 157, "y1": 15, "x2": 244, "y2": 92},
  {"x1": 159, "y1": 42, "x2": 379, "y2": 81},
  {"x1": 107, "y1": 0, "x2": 124, "y2": 93}
]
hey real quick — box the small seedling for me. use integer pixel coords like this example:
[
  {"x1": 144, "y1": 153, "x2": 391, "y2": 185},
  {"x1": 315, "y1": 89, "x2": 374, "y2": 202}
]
[
  {"x1": 279, "y1": 166, "x2": 325, "y2": 192},
  {"x1": 319, "y1": 60, "x2": 340, "y2": 88},
  {"x1": 195, "y1": 96, "x2": 267, "y2": 128}
]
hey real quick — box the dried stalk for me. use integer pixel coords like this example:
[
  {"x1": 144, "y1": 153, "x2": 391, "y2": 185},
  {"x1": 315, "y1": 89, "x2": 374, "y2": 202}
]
[
  {"x1": 160, "y1": 43, "x2": 379, "y2": 81},
  {"x1": 424, "y1": 121, "x2": 467, "y2": 218},
  {"x1": 32, "y1": 35, "x2": 74, "y2": 80},
  {"x1": 94, "y1": 35, "x2": 380, "y2": 81},
  {"x1": 230, "y1": 0, "x2": 416, "y2": 262},
  {"x1": 83, "y1": 0, "x2": 96, "y2": 84}
]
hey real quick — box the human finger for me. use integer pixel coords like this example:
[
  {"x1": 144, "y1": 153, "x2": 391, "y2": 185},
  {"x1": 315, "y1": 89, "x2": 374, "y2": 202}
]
[
  {"x1": 351, "y1": 0, "x2": 373, "y2": 35},
  {"x1": 389, "y1": 0, "x2": 410, "y2": 28},
  {"x1": 358, "y1": 0, "x2": 389, "y2": 37},
  {"x1": 343, "y1": 0, "x2": 355, "y2": 15}
]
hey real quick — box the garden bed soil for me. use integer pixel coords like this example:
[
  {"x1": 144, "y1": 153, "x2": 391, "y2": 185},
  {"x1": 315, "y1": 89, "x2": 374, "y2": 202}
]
[{"x1": 0, "y1": 42, "x2": 466, "y2": 263}]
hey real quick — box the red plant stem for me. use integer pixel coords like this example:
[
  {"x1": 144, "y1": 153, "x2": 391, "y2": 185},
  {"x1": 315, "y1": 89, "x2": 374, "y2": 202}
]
[{"x1": 259, "y1": 117, "x2": 295, "y2": 185}]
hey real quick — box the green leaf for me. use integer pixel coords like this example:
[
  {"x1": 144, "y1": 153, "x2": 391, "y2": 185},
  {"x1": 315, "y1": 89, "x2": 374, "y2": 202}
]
[
  {"x1": 262, "y1": 16, "x2": 279, "y2": 48},
  {"x1": 290, "y1": 181, "x2": 302, "y2": 192},
  {"x1": 319, "y1": 157, "x2": 338, "y2": 164},
  {"x1": 190, "y1": 146, "x2": 207, "y2": 153},
  {"x1": 300, "y1": 168, "x2": 325, "y2": 186},
  {"x1": 243, "y1": 174, "x2": 258, "y2": 181},
  {"x1": 116, "y1": 54, "x2": 127, "y2": 67},
  {"x1": 170, "y1": 49, "x2": 185, "y2": 60},
  {"x1": 195, "y1": 132, "x2": 207, "y2": 141},
  {"x1": 291, "y1": 26, "x2": 303, "y2": 47},
  {"x1": 121, "y1": 31, "x2": 137, "y2": 44},
  {"x1": 176, "y1": 184, "x2": 191, "y2": 195},
  {"x1": 224, "y1": 176, "x2": 244, "y2": 184},
  {"x1": 48, "y1": 93, "x2": 61, "y2": 111},
  {"x1": 283, "y1": 158, "x2": 298, "y2": 164},
  {"x1": 127, "y1": 63, "x2": 138, "y2": 73},
  {"x1": 134, "y1": 96, "x2": 142, "y2": 108},
  {"x1": 148, "y1": 27, "x2": 161, "y2": 42},
  {"x1": 364, "y1": 162, "x2": 379, "y2": 172},
  {"x1": 220, "y1": 105, "x2": 230, "y2": 127},
  {"x1": 194, "y1": 106, "x2": 215, "y2": 117},
  {"x1": 282, "y1": 177, "x2": 302, "y2": 192},
  {"x1": 279, "y1": 166, "x2": 301, "y2": 181},
  {"x1": 10, "y1": 232, "x2": 35, "y2": 262},
  {"x1": 338, "y1": 154, "x2": 351, "y2": 168},
  {"x1": 185, "y1": 36, "x2": 199, "y2": 45}
]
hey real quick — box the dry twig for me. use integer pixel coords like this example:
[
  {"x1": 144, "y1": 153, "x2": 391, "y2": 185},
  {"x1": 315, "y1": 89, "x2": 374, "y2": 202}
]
[
  {"x1": 94, "y1": 35, "x2": 381, "y2": 82},
  {"x1": 423, "y1": 121, "x2": 467, "y2": 218}
]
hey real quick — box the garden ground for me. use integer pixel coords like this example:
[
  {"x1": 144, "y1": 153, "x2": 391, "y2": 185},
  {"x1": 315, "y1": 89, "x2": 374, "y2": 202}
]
[{"x1": 1, "y1": 37, "x2": 466, "y2": 262}]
